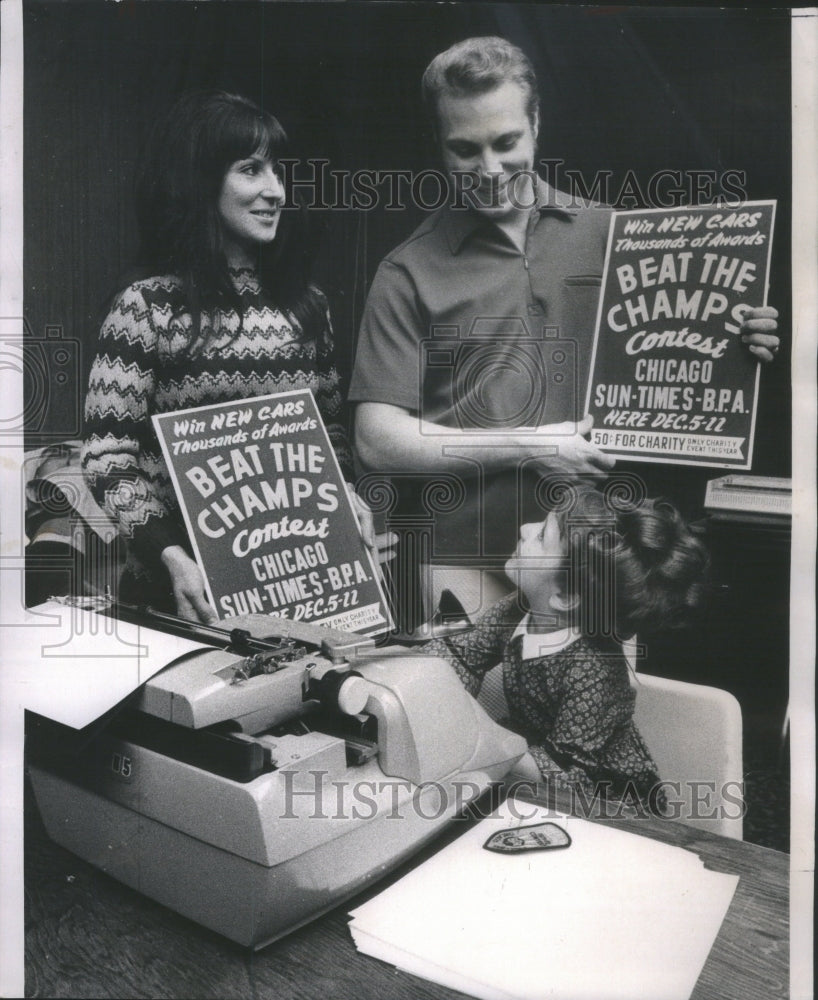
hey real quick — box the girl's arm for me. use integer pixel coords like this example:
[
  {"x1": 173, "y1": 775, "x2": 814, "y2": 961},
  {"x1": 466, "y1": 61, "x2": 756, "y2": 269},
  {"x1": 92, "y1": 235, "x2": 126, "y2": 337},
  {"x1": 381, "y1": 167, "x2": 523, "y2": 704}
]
[{"x1": 420, "y1": 595, "x2": 521, "y2": 697}]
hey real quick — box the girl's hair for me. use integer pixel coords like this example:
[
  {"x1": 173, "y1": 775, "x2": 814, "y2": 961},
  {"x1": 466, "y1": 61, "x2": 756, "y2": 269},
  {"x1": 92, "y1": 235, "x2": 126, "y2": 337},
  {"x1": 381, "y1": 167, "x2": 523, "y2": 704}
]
[
  {"x1": 130, "y1": 89, "x2": 323, "y2": 348},
  {"x1": 555, "y1": 486, "x2": 710, "y2": 641}
]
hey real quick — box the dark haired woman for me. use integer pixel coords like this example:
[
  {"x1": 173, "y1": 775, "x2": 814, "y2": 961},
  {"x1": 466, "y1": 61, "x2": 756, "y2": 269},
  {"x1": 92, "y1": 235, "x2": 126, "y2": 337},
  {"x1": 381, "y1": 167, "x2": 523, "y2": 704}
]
[{"x1": 82, "y1": 90, "x2": 388, "y2": 622}]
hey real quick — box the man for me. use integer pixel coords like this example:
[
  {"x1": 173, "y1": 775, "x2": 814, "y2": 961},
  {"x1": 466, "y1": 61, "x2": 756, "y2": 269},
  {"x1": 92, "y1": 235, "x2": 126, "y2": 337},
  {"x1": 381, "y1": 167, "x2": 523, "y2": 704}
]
[{"x1": 349, "y1": 36, "x2": 779, "y2": 627}]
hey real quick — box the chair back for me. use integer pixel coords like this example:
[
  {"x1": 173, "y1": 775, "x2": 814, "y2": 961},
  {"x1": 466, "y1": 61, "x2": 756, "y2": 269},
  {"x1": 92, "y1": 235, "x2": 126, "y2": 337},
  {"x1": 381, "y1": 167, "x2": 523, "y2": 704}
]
[
  {"x1": 632, "y1": 673, "x2": 744, "y2": 839},
  {"x1": 477, "y1": 664, "x2": 744, "y2": 840}
]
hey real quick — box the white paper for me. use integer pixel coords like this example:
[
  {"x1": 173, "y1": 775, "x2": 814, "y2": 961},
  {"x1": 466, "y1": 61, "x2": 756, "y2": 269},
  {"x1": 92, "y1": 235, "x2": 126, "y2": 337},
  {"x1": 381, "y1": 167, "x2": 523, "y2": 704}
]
[
  {"x1": 349, "y1": 798, "x2": 739, "y2": 1000},
  {"x1": 4, "y1": 600, "x2": 210, "y2": 728}
]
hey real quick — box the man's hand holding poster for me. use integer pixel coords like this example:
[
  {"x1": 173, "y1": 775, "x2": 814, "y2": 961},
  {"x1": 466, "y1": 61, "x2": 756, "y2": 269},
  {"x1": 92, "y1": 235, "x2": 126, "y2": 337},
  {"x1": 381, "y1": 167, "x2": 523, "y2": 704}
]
[
  {"x1": 585, "y1": 202, "x2": 775, "y2": 468},
  {"x1": 152, "y1": 390, "x2": 392, "y2": 636}
]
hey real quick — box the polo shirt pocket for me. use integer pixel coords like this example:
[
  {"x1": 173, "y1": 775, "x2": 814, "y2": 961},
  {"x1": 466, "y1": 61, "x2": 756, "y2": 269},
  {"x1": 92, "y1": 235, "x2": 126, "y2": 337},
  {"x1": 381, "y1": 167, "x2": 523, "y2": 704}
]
[
  {"x1": 562, "y1": 275, "x2": 602, "y2": 286},
  {"x1": 558, "y1": 276, "x2": 604, "y2": 390},
  {"x1": 560, "y1": 275, "x2": 602, "y2": 340}
]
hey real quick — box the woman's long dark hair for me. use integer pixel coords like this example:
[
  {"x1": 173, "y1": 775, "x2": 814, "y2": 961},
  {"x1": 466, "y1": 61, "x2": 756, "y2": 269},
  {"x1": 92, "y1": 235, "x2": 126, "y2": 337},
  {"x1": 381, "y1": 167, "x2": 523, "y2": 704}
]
[{"x1": 130, "y1": 89, "x2": 323, "y2": 349}]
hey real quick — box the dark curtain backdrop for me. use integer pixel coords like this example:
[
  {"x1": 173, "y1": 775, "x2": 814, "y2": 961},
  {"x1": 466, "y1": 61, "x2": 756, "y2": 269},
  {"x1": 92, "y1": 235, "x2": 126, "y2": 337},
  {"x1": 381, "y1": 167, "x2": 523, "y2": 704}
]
[{"x1": 23, "y1": 1, "x2": 791, "y2": 477}]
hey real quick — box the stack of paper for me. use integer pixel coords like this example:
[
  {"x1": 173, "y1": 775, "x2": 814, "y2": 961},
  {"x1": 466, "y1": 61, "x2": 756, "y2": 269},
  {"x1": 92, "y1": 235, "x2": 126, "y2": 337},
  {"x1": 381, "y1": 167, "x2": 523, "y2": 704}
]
[{"x1": 348, "y1": 797, "x2": 738, "y2": 1000}]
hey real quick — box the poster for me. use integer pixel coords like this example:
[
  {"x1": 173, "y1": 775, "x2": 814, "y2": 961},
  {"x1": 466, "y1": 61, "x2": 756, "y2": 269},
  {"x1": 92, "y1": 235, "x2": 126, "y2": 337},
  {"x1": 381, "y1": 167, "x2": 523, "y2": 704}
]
[
  {"x1": 1, "y1": 4, "x2": 814, "y2": 999},
  {"x1": 152, "y1": 390, "x2": 392, "y2": 635},
  {"x1": 586, "y1": 203, "x2": 775, "y2": 468}
]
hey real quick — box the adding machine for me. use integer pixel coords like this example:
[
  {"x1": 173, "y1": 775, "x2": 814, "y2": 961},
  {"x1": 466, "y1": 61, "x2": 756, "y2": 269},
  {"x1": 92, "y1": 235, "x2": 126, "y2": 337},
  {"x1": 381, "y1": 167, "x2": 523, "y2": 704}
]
[{"x1": 27, "y1": 601, "x2": 526, "y2": 948}]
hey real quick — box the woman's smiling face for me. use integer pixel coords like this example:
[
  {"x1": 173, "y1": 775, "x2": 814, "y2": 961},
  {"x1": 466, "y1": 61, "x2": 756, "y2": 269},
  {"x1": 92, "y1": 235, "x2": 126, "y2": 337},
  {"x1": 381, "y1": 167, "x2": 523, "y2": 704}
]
[{"x1": 217, "y1": 153, "x2": 285, "y2": 266}]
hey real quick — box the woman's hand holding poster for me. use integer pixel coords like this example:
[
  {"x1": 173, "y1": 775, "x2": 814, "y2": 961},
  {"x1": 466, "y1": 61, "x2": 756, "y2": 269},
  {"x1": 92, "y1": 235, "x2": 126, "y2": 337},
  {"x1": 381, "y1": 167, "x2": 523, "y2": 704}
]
[{"x1": 585, "y1": 202, "x2": 775, "y2": 468}]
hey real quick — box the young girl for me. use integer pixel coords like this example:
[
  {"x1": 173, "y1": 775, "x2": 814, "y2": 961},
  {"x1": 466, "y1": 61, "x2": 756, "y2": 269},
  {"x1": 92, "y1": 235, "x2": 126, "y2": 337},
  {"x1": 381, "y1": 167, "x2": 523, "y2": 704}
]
[
  {"x1": 422, "y1": 486, "x2": 709, "y2": 807},
  {"x1": 82, "y1": 90, "x2": 385, "y2": 621}
]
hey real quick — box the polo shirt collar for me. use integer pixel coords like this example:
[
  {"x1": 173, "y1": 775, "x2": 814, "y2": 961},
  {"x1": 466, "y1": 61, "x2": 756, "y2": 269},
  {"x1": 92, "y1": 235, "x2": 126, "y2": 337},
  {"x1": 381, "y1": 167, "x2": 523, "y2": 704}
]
[
  {"x1": 511, "y1": 613, "x2": 582, "y2": 660},
  {"x1": 444, "y1": 176, "x2": 579, "y2": 255}
]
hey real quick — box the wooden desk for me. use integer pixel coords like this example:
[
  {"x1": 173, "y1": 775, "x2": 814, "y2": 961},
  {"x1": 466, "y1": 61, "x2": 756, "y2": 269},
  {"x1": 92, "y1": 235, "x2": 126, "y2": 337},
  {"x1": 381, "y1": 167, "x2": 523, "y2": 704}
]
[{"x1": 24, "y1": 778, "x2": 788, "y2": 1000}]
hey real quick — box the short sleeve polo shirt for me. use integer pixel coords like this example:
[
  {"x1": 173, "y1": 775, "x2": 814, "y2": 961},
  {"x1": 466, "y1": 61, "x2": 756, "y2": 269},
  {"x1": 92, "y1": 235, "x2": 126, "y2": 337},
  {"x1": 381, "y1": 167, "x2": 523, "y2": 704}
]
[{"x1": 349, "y1": 180, "x2": 612, "y2": 558}]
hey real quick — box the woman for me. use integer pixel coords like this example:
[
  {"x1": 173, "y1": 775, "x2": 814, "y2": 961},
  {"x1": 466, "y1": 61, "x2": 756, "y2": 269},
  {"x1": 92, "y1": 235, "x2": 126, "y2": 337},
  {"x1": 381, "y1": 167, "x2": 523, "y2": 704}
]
[{"x1": 82, "y1": 90, "x2": 386, "y2": 622}]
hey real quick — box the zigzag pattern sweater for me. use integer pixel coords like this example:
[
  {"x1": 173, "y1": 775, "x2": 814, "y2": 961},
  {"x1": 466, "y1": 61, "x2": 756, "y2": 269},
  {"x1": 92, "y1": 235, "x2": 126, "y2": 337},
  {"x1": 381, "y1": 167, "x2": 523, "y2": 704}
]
[{"x1": 82, "y1": 269, "x2": 353, "y2": 604}]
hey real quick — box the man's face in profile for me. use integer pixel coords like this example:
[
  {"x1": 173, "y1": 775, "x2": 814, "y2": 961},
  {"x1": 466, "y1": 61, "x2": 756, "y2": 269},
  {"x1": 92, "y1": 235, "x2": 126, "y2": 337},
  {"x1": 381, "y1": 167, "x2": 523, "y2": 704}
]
[{"x1": 437, "y1": 80, "x2": 538, "y2": 221}]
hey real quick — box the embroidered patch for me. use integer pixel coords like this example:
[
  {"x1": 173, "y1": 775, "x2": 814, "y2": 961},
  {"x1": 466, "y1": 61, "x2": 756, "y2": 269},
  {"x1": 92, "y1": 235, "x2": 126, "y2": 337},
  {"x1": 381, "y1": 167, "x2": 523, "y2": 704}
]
[{"x1": 483, "y1": 822, "x2": 572, "y2": 854}]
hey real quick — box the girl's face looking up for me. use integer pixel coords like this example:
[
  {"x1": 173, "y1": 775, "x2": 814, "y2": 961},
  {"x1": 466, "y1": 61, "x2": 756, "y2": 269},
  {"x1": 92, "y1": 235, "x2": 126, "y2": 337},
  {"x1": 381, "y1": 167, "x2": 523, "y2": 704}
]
[
  {"x1": 217, "y1": 153, "x2": 285, "y2": 267},
  {"x1": 505, "y1": 512, "x2": 569, "y2": 620}
]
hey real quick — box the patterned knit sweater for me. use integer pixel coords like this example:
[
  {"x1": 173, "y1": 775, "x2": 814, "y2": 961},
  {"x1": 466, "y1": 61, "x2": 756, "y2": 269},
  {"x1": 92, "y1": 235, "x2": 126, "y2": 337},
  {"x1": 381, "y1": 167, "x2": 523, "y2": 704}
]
[{"x1": 82, "y1": 269, "x2": 353, "y2": 604}]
